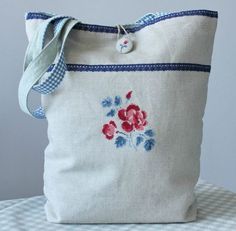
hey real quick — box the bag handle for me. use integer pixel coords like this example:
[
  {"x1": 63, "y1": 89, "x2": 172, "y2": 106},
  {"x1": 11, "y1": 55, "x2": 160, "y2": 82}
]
[{"x1": 18, "y1": 15, "x2": 80, "y2": 119}]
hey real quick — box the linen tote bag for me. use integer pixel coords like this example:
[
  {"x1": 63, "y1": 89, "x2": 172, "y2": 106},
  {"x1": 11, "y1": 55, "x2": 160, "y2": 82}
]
[{"x1": 18, "y1": 9, "x2": 218, "y2": 223}]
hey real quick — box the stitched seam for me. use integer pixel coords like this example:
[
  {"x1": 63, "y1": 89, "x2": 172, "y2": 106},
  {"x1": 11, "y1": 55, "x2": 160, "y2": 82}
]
[
  {"x1": 47, "y1": 63, "x2": 211, "y2": 73},
  {"x1": 26, "y1": 10, "x2": 218, "y2": 34}
]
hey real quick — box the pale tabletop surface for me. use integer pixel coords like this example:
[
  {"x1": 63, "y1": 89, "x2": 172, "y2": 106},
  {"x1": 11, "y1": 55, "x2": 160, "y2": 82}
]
[{"x1": 0, "y1": 180, "x2": 235, "y2": 231}]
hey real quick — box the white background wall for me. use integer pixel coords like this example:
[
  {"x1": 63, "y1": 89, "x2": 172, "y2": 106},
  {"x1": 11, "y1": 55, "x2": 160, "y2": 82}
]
[{"x1": 0, "y1": 0, "x2": 235, "y2": 200}]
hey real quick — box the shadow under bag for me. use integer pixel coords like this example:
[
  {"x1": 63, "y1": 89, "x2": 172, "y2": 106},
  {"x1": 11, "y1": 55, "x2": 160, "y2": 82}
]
[{"x1": 18, "y1": 9, "x2": 218, "y2": 223}]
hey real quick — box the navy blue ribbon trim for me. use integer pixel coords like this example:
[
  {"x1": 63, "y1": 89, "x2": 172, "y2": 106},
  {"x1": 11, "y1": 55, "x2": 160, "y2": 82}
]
[
  {"x1": 47, "y1": 63, "x2": 211, "y2": 73},
  {"x1": 26, "y1": 9, "x2": 218, "y2": 34}
]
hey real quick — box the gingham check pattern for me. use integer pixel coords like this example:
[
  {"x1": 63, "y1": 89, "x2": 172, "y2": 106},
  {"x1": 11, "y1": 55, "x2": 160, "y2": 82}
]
[
  {"x1": 32, "y1": 53, "x2": 66, "y2": 95},
  {"x1": 32, "y1": 20, "x2": 67, "y2": 96},
  {"x1": 29, "y1": 12, "x2": 170, "y2": 119},
  {"x1": 135, "y1": 12, "x2": 168, "y2": 25},
  {"x1": 0, "y1": 181, "x2": 235, "y2": 231},
  {"x1": 30, "y1": 18, "x2": 68, "y2": 119},
  {"x1": 32, "y1": 106, "x2": 46, "y2": 119}
]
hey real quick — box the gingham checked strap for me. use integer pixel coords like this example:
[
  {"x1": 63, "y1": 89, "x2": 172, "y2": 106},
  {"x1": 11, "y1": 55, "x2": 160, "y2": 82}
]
[{"x1": 18, "y1": 15, "x2": 80, "y2": 119}]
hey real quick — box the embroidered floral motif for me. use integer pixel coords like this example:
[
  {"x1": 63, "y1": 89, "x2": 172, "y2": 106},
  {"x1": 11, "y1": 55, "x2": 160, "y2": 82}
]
[
  {"x1": 119, "y1": 39, "x2": 129, "y2": 53},
  {"x1": 102, "y1": 121, "x2": 117, "y2": 140},
  {"x1": 118, "y1": 104, "x2": 148, "y2": 132},
  {"x1": 101, "y1": 91, "x2": 156, "y2": 151}
]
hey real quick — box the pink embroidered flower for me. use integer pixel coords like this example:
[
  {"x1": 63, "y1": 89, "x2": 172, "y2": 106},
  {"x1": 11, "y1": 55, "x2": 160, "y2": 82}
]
[
  {"x1": 123, "y1": 40, "x2": 128, "y2": 45},
  {"x1": 102, "y1": 121, "x2": 117, "y2": 140},
  {"x1": 118, "y1": 104, "x2": 148, "y2": 132}
]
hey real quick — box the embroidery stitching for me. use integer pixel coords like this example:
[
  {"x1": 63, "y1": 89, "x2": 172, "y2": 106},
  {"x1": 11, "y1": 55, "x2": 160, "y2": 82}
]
[
  {"x1": 46, "y1": 63, "x2": 211, "y2": 73},
  {"x1": 101, "y1": 91, "x2": 156, "y2": 152}
]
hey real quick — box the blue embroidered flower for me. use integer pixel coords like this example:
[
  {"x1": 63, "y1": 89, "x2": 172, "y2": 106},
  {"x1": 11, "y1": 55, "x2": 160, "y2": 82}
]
[
  {"x1": 106, "y1": 109, "x2": 116, "y2": 117},
  {"x1": 114, "y1": 96, "x2": 122, "y2": 106},
  {"x1": 136, "y1": 136, "x2": 144, "y2": 146},
  {"x1": 101, "y1": 97, "x2": 112, "y2": 107},
  {"x1": 115, "y1": 136, "x2": 127, "y2": 148},
  {"x1": 144, "y1": 129, "x2": 155, "y2": 137},
  {"x1": 144, "y1": 139, "x2": 155, "y2": 151}
]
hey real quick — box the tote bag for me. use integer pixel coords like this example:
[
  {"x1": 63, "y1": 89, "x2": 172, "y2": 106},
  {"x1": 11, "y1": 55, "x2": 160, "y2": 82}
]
[{"x1": 18, "y1": 9, "x2": 218, "y2": 223}]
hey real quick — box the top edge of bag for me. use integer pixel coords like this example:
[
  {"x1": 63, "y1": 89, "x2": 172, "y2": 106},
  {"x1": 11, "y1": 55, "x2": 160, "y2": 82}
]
[{"x1": 25, "y1": 9, "x2": 218, "y2": 34}]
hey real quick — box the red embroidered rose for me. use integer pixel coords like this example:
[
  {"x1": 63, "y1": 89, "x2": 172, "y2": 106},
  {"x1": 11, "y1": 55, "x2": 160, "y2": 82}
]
[
  {"x1": 118, "y1": 104, "x2": 147, "y2": 132},
  {"x1": 102, "y1": 121, "x2": 117, "y2": 140}
]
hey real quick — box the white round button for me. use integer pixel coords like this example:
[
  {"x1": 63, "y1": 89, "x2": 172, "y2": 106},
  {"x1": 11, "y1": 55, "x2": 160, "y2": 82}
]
[{"x1": 116, "y1": 36, "x2": 133, "y2": 54}]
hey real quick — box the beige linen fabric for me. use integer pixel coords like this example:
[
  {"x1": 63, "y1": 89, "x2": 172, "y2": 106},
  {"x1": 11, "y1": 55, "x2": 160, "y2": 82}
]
[{"x1": 25, "y1": 10, "x2": 217, "y2": 223}]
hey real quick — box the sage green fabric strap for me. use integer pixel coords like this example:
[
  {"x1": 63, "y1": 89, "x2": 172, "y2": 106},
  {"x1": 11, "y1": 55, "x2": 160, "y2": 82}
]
[
  {"x1": 24, "y1": 16, "x2": 64, "y2": 70},
  {"x1": 18, "y1": 16, "x2": 80, "y2": 118}
]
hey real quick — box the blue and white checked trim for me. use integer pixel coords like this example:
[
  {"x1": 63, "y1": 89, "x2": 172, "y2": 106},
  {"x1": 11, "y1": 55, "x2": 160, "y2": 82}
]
[
  {"x1": 28, "y1": 17, "x2": 71, "y2": 119},
  {"x1": 33, "y1": 53, "x2": 66, "y2": 94},
  {"x1": 32, "y1": 106, "x2": 46, "y2": 119},
  {"x1": 135, "y1": 12, "x2": 169, "y2": 25},
  {"x1": 0, "y1": 181, "x2": 235, "y2": 230},
  {"x1": 26, "y1": 9, "x2": 218, "y2": 34}
]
